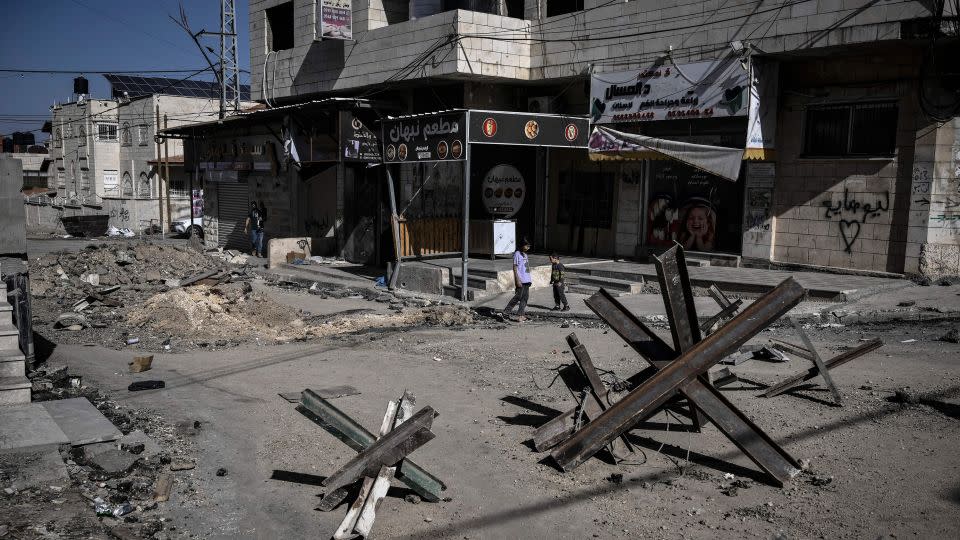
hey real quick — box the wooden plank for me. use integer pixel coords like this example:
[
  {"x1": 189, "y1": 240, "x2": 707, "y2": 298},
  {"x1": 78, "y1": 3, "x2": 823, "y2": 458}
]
[
  {"x1": 321, "y1": 407, "x2": 436, "y2": 495},
  {"x1": 355, "y1": 392, "x2": 415, "y2": 537},
  {"x1": 332, "y1": 400, "x2": 398, "y2": 537}
]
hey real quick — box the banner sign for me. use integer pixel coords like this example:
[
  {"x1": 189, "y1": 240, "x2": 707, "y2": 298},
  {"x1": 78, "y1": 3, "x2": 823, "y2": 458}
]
[
  {"x1": 317, "y1": 0, "x2": 352, "y2": 40},
  {"x1": 468, "y1": 111, "x2": 588, "y2": 147},
  {"x1": 381, "y1": 112, "x2": 467, "y2": 163},
  {"x1": 590, "y1": 57, "x2": 750, "y2": 124},
  {"x1": 340, "y1": 111, "x2": 381, "y2": 162},
  {"x1": 745, "y1": 59, "x2": 778, "y2": 158}
]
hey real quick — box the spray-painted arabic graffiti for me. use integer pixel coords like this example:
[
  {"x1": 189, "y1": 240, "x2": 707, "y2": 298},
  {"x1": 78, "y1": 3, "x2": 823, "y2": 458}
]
[
  {"x1": 110, "y1": 207, "x2": 130, "y2": 223},
  {"x1": 821, "y1": 189, "x2": 890, "y2": 253}
]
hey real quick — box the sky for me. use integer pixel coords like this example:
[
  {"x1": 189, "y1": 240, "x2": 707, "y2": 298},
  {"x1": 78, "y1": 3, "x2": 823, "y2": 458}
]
[{"x1": 0, "y1": 0, "x2": 251, "y2": 142}]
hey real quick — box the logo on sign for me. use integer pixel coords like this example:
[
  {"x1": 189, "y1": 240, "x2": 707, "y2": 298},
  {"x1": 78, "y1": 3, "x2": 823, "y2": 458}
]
[
  {"x1": 564, "y1": 123, "x2": 579, "y2": 142},
  {"x1": 351, "y1": 117, "x2": 363, "y2": 130},
  {"x1": 523, "y1": 120, "x2": 539, "y2": 140},
  {"x1": 385, "y1": 145, "x2": 396, "y2": 161},
  {"x1": 451, "y1": 140, "x2": 463, "y2": 159},
  {"x1": 482, "y1": 118, "x2": 497, "y2": 138},
  {"x1": 437, "y1": 141, "x2": 448, "y2": 159}
]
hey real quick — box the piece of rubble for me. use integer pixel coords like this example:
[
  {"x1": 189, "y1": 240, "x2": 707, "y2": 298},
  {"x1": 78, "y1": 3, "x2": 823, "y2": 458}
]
[
  {"x1": 90, "y1": 449, "x2": 141, "y2": 475},
  {"x1": 118, "y1": 430, "x2": 162, "y2": 459},
  {"x1": 938, "y1": 328, "x2": 960, "y2": 344},
  {"x1": 129, "y1": 356, "x2": 153, "y2": 373},
  {"x1": 169, "y1": 460, "x2": 195, "y2": 472},
  {"x1": 152, "y1": 474, "x2": 173, "y2": 502},
  {"x1": 55, "y1": 312, "x2": 90, "y2": 330}
]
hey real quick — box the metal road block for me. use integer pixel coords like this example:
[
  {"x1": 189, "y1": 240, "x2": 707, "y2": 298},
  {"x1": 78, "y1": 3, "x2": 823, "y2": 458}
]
[
  {"x1": 762, "y1": 338, "x2": 884, "y2": 400},
  {"x1": 552, "y1": 278, "x2": 806, "y2": 486}
]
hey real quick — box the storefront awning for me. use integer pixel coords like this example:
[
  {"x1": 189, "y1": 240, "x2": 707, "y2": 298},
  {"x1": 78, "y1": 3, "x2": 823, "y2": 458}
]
[{"x1": 588, "y1": 126, "x2": 744, "y2": 182}]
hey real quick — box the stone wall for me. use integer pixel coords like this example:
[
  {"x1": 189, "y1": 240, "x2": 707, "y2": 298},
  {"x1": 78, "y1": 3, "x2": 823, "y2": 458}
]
[
  {"x1": 770, "y1": 51, "x2": 920, "y2": 273},
  {"x1": 908, "y1": 118, "x2": 960, "y2": 277},
  {"x1": 23, "y1": 197, "x2": 191, "y2": 236}
]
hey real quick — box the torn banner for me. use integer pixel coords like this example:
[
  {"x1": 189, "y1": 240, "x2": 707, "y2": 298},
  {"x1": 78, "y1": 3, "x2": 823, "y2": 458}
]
[{"x1": 588, "y1": 125, "x2": 744, "y2": 182}]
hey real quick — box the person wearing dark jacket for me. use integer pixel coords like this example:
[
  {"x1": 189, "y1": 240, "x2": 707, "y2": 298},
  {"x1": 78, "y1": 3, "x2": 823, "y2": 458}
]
[
  {"x1": 550, "y1": 252, "x2": 570, "y2": 311},
  {"x1": 244, "y1": 201, "x2": 267, "y2": 258}
]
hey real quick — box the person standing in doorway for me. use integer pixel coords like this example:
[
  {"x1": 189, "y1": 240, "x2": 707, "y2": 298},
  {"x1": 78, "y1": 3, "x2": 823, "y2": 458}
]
[
  {"x1": 501, "y1": 237, "x2": 533, "y2": 322},
  {"x1": 244, "y1": 201, "x2": 266, "y2": 258}
]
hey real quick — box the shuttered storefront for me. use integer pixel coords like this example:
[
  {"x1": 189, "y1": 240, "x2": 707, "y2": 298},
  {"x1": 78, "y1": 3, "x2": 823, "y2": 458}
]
[{"x1": 216, "y1": 182, "x2": 249, "y2": 250}]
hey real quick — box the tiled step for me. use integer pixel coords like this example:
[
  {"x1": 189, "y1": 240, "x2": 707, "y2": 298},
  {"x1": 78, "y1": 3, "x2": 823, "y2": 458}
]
[
  {"x1": 0, "y1": 348, "x2": 25, "y2": 377},
  {"x1": 0, "y1": 375, "x2": 31, "y2": 405},
  {"x1": 568, "y1": 274, "x2": 646, "y2": 294},
  {"x1": 0, "y1": 325, "x2": 19, "y2": 350}
]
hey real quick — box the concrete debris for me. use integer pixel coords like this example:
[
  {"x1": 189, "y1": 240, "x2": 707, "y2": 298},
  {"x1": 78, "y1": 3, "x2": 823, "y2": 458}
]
[
  {"x1": 169, "y1": 460, "x2": 195, "y2": 472},
  {"x1": 938, "y1": 328, "x2": 960, "y2": 343},
  {"x1": 129, "y1": 356, "x2": 153, "y2": 373},
  {"x1": 216, "y1": 468, "x2": 227, "y2": 477},
  {"x1": 55, "y1": 312, "x2": 90, "y2": 330},
  {"x1": 89, "y1": 450, "x2": 141, "y2": 476}
]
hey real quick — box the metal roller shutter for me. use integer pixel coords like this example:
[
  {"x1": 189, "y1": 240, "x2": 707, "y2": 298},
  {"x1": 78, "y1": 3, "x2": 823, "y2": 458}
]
[{"x1": 217, "y1": 182, "x2": 249, "y2": 250}]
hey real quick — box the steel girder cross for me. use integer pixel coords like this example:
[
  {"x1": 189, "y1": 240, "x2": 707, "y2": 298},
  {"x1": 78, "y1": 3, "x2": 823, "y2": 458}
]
[{"x1": 555, "y1": 275, "x2": 805, "y2": 486}]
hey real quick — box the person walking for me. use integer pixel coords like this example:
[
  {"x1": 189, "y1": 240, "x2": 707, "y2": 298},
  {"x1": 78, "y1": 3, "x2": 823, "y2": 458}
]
[
  {"x1": 549, "y1": 252, "x2": 570, "y2": 311},
  {"x1": 244, "y1": 201, "x2": 267, "y2": 258},
  {"x1": 501, "y1": 237, "x2": 533, "y2": 322}
]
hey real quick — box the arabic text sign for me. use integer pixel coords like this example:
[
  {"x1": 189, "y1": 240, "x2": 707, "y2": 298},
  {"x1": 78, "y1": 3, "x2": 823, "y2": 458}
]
[
  {"x1": 590, "y1": 58, "x2": 749, "y2": 124},
  {"x1": 339, "y1": 111, "x2": 381, "y2": 162},
  {"x1": 317, "y1": 0, "x2": 352, "y2": 40},
  {"x1": 382, "y1": 112, "x2": 467, "y2": 163}
]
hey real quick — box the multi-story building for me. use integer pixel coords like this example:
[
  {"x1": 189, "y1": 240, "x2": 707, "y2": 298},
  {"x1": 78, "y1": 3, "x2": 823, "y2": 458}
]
[
  {"x1": 188, "y1": 1, "x2": 959, "y2": 276},
  {"x1": 41, "y1": 75, "x2": 253, "y2": 234}
]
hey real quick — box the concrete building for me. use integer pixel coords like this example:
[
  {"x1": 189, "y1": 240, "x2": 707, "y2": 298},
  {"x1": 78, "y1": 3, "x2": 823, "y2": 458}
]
[
  {"x1": 36, "y1": 76, "x2": 254, "y2": 235},
  {"x1": 235, "y1": 0, "x2": 959, "y2": 276}
]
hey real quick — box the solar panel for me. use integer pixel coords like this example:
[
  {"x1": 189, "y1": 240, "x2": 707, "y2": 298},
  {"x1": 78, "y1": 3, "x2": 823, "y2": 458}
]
[{"x1": 104, "y1": 74, "x2": 251, "y2": 101}]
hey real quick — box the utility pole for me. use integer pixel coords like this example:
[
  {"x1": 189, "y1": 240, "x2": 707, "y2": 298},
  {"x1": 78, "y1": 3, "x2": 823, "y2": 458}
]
[{"x1": 220, "y1": 0, "x2": 240, "y2": 118}]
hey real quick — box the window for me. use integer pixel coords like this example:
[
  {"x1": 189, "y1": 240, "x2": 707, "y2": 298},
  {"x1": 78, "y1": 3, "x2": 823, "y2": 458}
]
[
  {"x1": 138, "y1": 125, "x2": 149, "y2": 146},
  {"x1": 547, "y1": 0, "x2": 583, "y2": 17},
  {"x1": 103, "y1": 170, "x2": 119, "y2": 194},
  {"x1": 266, "y1": 2, "x2": 294, "y2": 51},
  {"x1": 557, "y1": 170, "x2": 614, "y2": 229},
  {"x1": 121, "y1": 122, "x2": 132, "y2": 146},
  {"x1": 803, "y1": 102, "x2": 898, "y2": 157},
  {"x1": 80, "y1": 170, "x2": 91, "y2": 192},
  {"x1": 97, "y1": 123, "x2": 118, "y2": 141},
  {"x1": 138, "y1": 172, "x2": 151, "y2": 198},
  {"x1": 122, "y1": 171, "x2": 134, "y2": 197},
  {"x1": 54, "y1": 128, "x2": 62, "y2": 148},
  {"x1": 57, "y1": 170, "x2": 65, "y2": 188},
  {"x1": 79, "y1": 126, "x2": 86, "y2": 146}
]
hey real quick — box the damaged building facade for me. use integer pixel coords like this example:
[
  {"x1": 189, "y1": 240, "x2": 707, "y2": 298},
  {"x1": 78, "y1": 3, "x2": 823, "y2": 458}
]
[
  {"x1": 210, "y1": 0, "x2": 959, "y2": 275},
  {"x1": 37, "y1": 76, "x2": 253, "y2": 235}
]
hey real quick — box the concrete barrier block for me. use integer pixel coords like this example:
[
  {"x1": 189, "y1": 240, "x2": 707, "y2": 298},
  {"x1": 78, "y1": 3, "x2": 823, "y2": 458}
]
[{"x1": 268, "y1": 237, "x2": 312, "y2": 269}]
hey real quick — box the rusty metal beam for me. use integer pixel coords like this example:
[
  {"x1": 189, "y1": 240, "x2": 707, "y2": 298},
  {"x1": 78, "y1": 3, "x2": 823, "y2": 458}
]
[
  {"x1": 551, "y1": 278, "x2": 805, "y2": 482},
  {"x1": 567, "y1": 333, "x2": 634, "y2": 457},
  {"x1": 762, "y1": 338, "x2": 883, "y2": 398},
  {"x1": 789, "y1": 317, "x2": 842, "y2": 405},
  {"x1": 654, "y1": 245, "x2": 702, "y2": 351}
]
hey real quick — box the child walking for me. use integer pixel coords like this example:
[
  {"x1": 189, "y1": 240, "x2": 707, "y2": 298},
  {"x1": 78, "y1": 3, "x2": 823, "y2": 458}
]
[
  {"x1": 502, "y1": 237, "x2": 533, "y2": 322},
  {"x1": 550, "y1": 253, "x2": 570, "y2": 311}
]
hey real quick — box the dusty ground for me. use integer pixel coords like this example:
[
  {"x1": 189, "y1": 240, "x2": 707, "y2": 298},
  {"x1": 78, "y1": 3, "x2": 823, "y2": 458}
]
[{"x1": 12, "y1": 294, "x2": 959, "y2": 539}]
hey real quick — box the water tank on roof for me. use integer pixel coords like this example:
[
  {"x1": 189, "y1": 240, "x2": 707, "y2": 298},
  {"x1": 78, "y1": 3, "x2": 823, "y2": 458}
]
[{"x1": 73, "y1": 76, "x2": 89, "y2": 96}]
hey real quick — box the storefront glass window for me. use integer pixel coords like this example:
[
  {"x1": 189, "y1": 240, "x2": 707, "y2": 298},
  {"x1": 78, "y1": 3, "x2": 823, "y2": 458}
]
[{"x1": 557, "y1": 171, "x2": 614, "y2": 229}]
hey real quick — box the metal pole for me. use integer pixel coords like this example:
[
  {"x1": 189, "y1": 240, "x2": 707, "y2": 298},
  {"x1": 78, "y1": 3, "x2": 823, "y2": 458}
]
[
  {"x1": 155, "y1": 103, "x2": 163, "y2": 236},
  {"x1": 163, "y1": 114, "x2": 171, "y2": 238},
  {"x1": 190, "y1": 130, "x2": 197, "y2": 241},
  {"x1": 461, "y1": 142, "x2": 471, "y2": 302},
  {"x1": 386, "y1": 165, "x2": 402, "y2": 290}
]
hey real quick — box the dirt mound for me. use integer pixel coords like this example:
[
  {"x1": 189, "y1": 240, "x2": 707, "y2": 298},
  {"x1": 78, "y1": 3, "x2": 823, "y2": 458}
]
[{"x1": 127, "y1": 283, "x2": 302, "y2": 341}]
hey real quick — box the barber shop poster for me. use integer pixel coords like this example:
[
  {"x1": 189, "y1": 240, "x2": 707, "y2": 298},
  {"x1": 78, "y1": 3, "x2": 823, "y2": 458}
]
[{"x1": 646, "y1": 161, "x2": 740, "y2": 253}]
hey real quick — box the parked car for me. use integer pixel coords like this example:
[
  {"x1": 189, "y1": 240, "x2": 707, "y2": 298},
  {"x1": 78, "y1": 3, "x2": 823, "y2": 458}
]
[{"x1": 172, "y1": 217, "x2": 203, "y2": 239}]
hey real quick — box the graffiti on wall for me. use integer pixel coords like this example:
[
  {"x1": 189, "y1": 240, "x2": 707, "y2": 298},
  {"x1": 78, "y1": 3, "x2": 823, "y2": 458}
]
[
  {"x1": 110, "y1": 207, "x2": 130, "y2": 223},
  {"x1": 821, "y1": 189, "x2": 890, "y2": 253}
]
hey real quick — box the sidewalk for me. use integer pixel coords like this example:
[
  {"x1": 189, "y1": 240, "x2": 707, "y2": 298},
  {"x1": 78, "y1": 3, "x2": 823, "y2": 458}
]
[{"x1": 471, "y1": 281, "x2": 960, "y2": 326}]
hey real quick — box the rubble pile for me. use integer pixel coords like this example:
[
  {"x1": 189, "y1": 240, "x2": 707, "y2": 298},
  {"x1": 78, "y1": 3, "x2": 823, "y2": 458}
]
[
  {"x1": 0, "y1": 366, "x2": 201, "y2": 539},
  {"x1": 29, "y1": 242, "x2": 251, "y2": 350}
]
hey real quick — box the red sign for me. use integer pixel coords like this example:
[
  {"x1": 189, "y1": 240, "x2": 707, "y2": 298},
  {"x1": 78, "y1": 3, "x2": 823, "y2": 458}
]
[
  {"x1": 564, "y1": 123, "x2": 579, "y2": 142},
  {"x1": 482, "y1": 118, "x2": 497, "y2": 138}
]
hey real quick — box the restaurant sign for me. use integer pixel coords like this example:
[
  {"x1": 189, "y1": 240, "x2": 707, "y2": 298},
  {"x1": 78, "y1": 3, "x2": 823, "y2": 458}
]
[
  {"x1": 590, "y1": 58, "x2": 750, "y2": 124},
  {"x1": 381, "y1": 112, "x2": 467, "y2": 163},
  {"x1": 468, "y1": 111, "x2": 588, "y2": 147}
]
